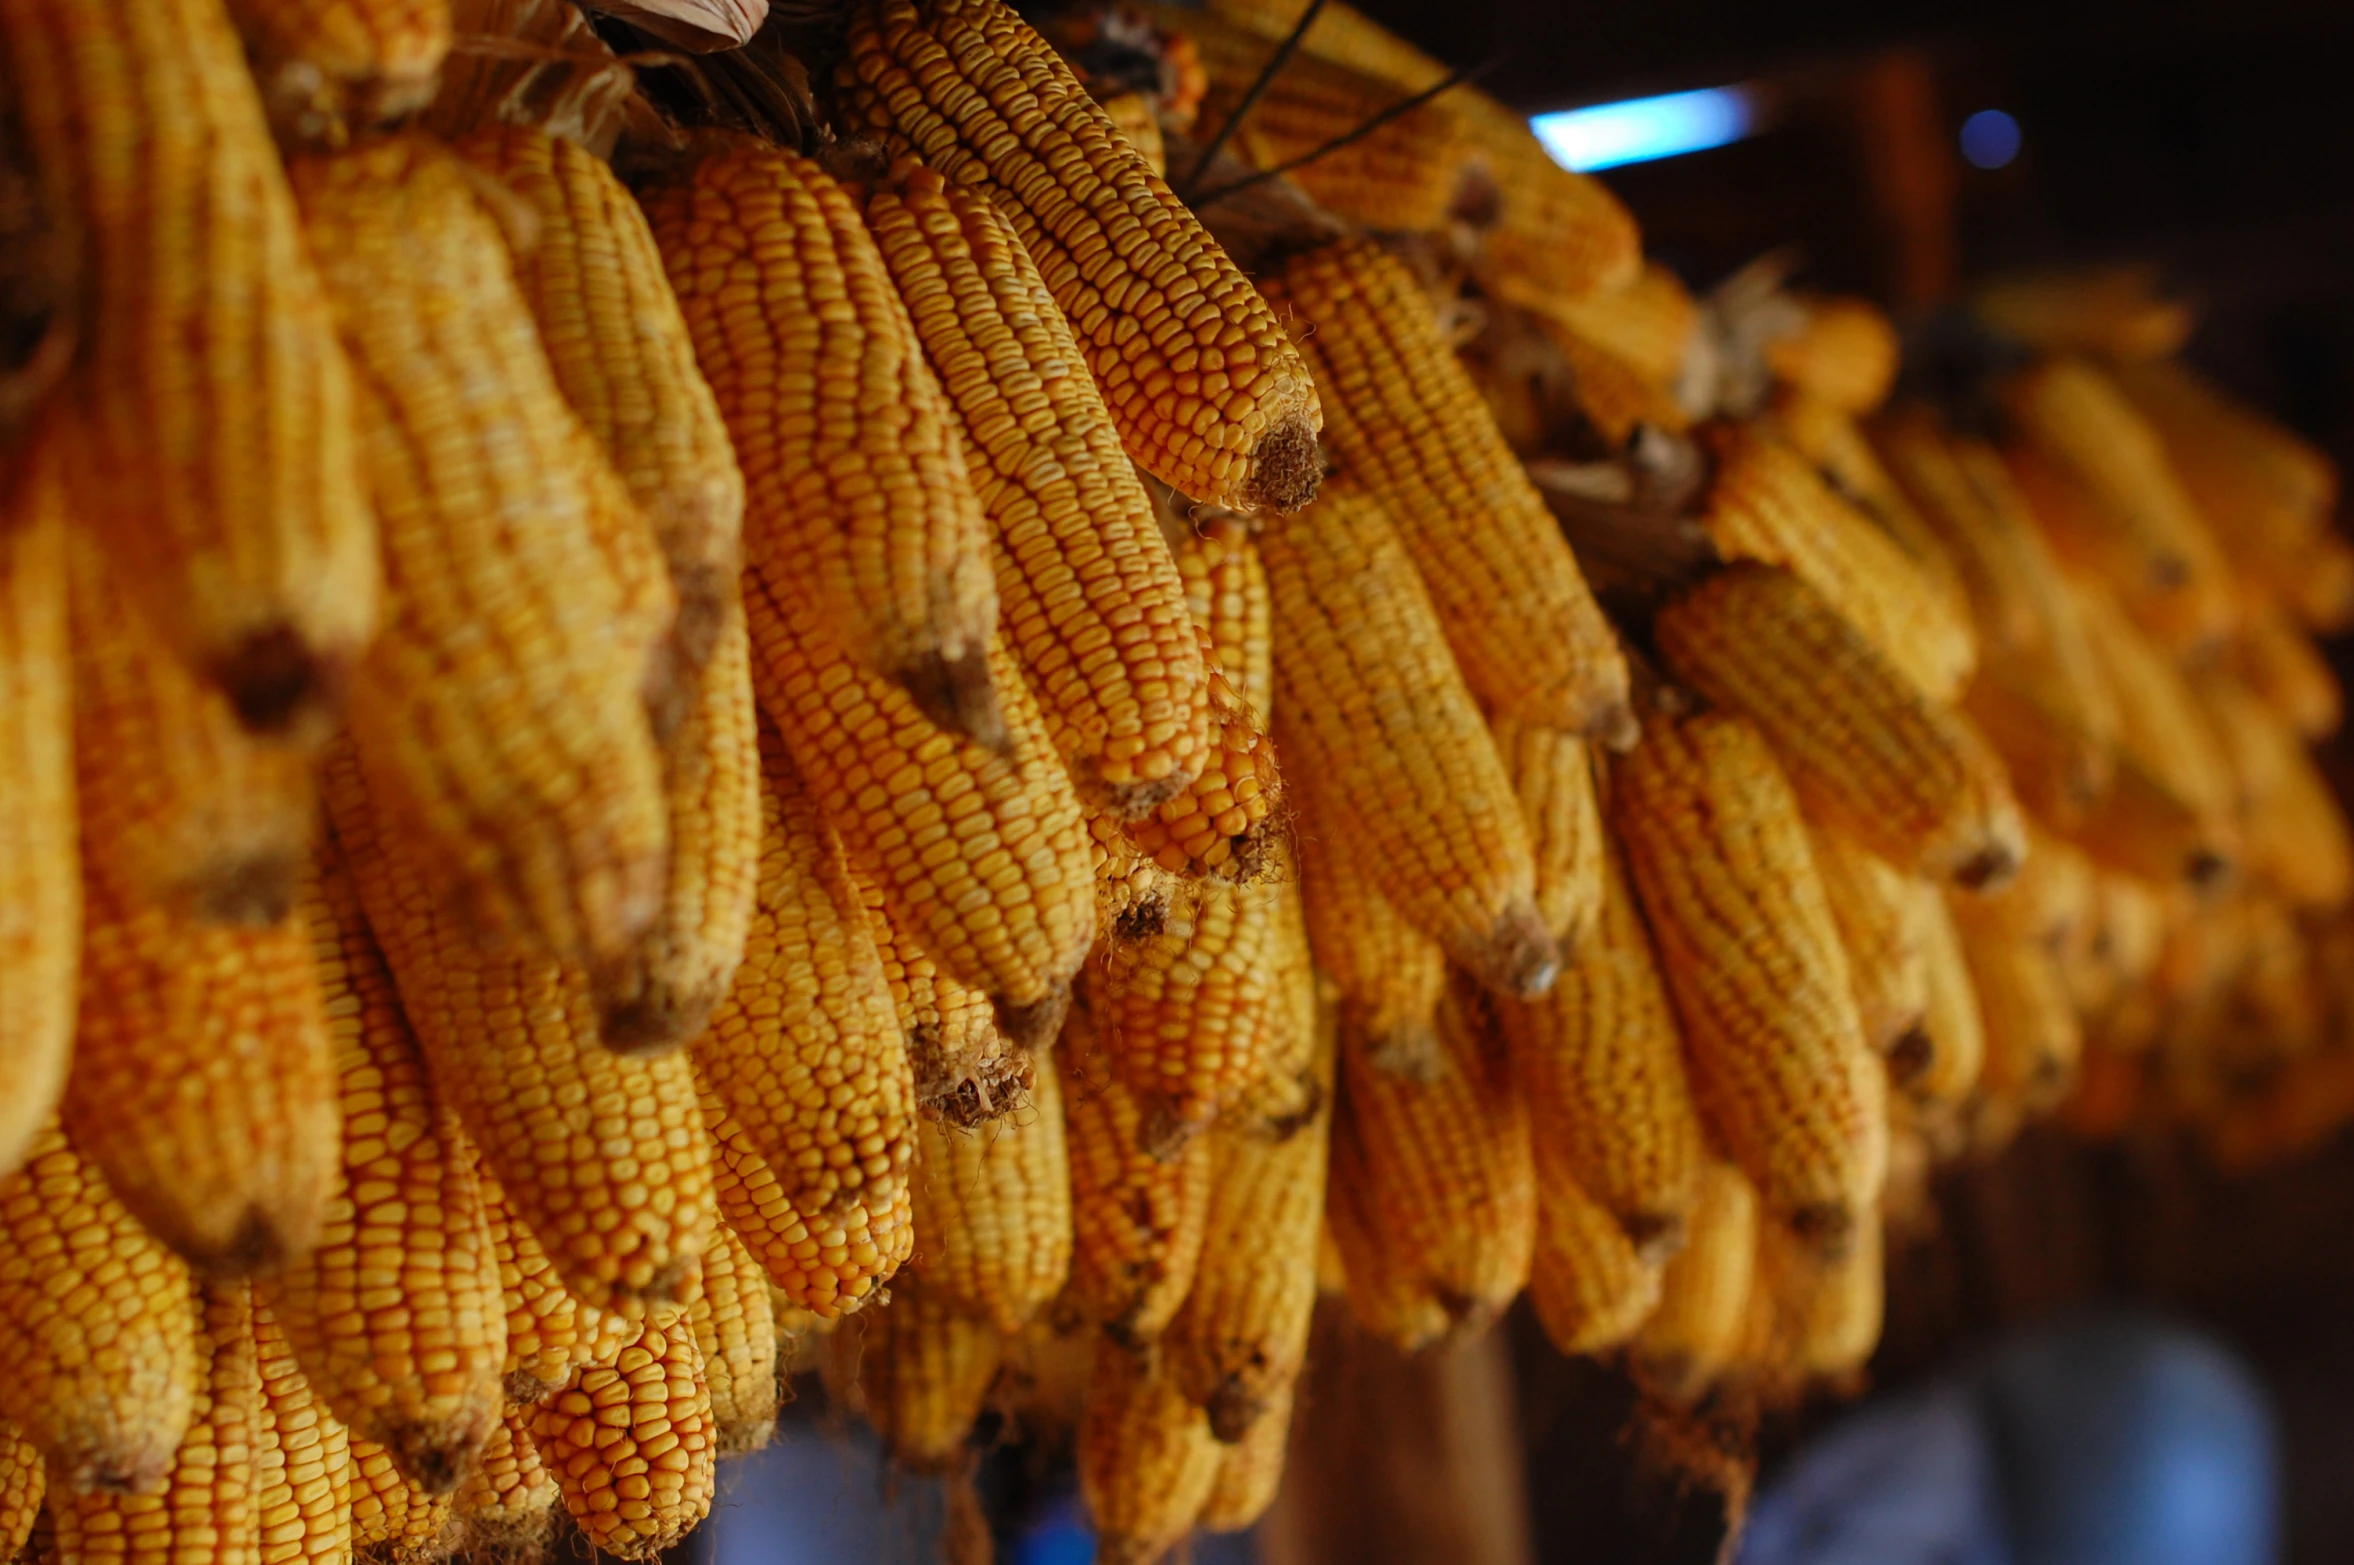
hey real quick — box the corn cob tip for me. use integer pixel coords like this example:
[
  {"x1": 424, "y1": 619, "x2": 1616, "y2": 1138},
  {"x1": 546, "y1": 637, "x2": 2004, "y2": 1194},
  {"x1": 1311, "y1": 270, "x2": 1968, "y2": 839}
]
[
  {"x1": 1884, "y1": 1024, "x2": 1936, "y2": 1091},
  {"x1": 899, "y1": 649, "x2": 1010, "y2": 756},
  {"x1": 994, "y1": 984, "x2": 1075, "y2": 1052},
  {"x1": 213, "y1": 623, "x2": 350, "y2": 739},
  {"x1": 1240, "y1": 412, "x2": 1325, "y2": 515},
  {"x1": 1621, "y1": 1211, "x2": 1689, "y2": 1266},
  {"x1": 1465, "y1": 903, "x2": 1563, "y2": 1000},
  {"x1": 1589, "y1": 701, "x2": 1643, "y2": 754},
  {"x1": 1953, "y1": 840, "x2": 2025, "y2": 893},
  {"x1": 1204, "y1": 1375, "x2": 1272, "y2": 1445},
  {"x1": 916, "y1": 1044, "x2": 1036, "y2": 1132},
  {"x1": 193, "y1": 848, "x2": 305, "y2": 927},
  {"x1": 594, "y1": 974, "x2": 726, "y2": 1058},
  {"x1": 1786, "y1": 1202, "x2": 1862, "y2": 1265},
  {"x1": 385, "y1": 1423, "x2": 488, "y2": 1499}
]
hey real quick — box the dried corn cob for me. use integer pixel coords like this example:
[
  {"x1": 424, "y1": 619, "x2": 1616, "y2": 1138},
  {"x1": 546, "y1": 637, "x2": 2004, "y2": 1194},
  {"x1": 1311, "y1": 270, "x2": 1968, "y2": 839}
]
[
  {"x1": 839, "y1": 1271, "x2": 1002, "y2": 1474},
  {"x1": 1490, "y1": 717, "x2": 1605, "y2": 945},
  {"x1": 1496, "y1": 834, "x2": 1704, "y2": 1250},
  {"x1": 593, "y1": 596, "x2": 761, "y2": 1052},
  {"x1": 1466, "y1": 95, "x2": 1645, "y2": 306},
  {"x1": 1527, "y1": 1159, "x2": 1663, "y2": 1358},
  {"x1": 345, "y1": 1434, "x2": 450, "y2": 1562},
  {"x1": 1221, "y1": 878, "x2": 1324, "y2": 1137},
  {"x1": 530, "y1": 1312, "x2": 714, "y2": 1563},
  {"x1": 2075, "y1": 750, "x2": 2232, "y2": 889},
  {"x1": 249, "y1": 1301, "x2": 352, "y2": 1565},
  {"x1": 1098, "y1": 91, "x2": 1166, "y2": 175},
  {"x1": 644, "y1": 138, "x2": 1004, "y2": 740},
  {"x1": 1259, "y1": 238, "x2": 1630, "y2": 741},
  {"x1": 852, "y1": 869, "x2": 1033, "y2": 1130},
  {"x1": 0, "y1": 456, "x2": 72, "y2": 1183},
  {"x1": 1772, "y1": 394, "x2": 1971, "y2": 625},
  {"x1": 48, "y1": 1282, "x2": 261, "y2": 1565},
  {"x1": 1122, "y1": 646, "x2": 1283, "y2": 882},
  {"x1": 2194, "y1": 670, "x2": 2351, "y2": 911},
  {"x1": 0, "y1": 1422, "x2": 39, "y2": 1562},
  {"x1": 1758, "y1": 1212, "x2": 1883, "y2": 1381},
  {"x1": 1326, "y1": 983, "x2": 1536, "y2": 1350},
  {"x1": 1764, "y1": 297, "x2": 1899, "y2": 415},
  {"x1": 868, "y1": 166, "x2": 1212, "y2": 812},
  {"x1": 1262, "y1": 477, "x2": 1556, "y2": 997},
  {"x1": 1971, "y1": 265, "x2": 2192, "y2": 362},
  {"x1": 1173, "y1": 514, "x2": 1273, "y2": 712},
  {"x1": 1702, "y1": 424, "x2": 1975, "y2": 704},
  {"x1": 1523, "y1": 261, "x2": 1698, "y2": 392},
  {"x1": 1197, "y1": 1381, "x2": 1290, "y2": 1534},
  {"x1": 1909, "y1": 888, "x2": 1987, "y2": 1105},
  {"x1": 448, "y1": 1409, "x2": 553, "y2": 1563},
  {"x1": 64, "y1": 515, "x2": 315, "y2": 928},
  {"x1": 912, "y1": 1057, "x2": 1073, "y2": 1335},
  {"x1": 1090, "y1": 814, "x2": 1192, "y2": 945},
  {"x1": 290, "y1": 133, "x2": 669, "y2": 976},
  {"x1": 1079, "y1": 1339, "x2": 1223, "y2": 1565},
  {"x1": 325, "y1": 748, "x2": 714, "y2": 1315},
  {"x1": 1061, "y1": 999, "x2": 1214, "y2": 1342},
  {"x1": 837, "y1": 0, "x2": 1324, "y2": 513},
  {"x1": 1656, "y1": 563, "x2": 2025, "y2": 888},
  {"x1": 1098, "y1": 873, "x2": 1289, "y2": 1140},
  {"x1": 1613, "y1": 706, "x2": 1887, "y2": 1257},
  {"x1": 692, "y1": 723, "x2": 915, "y2": 1217},
  {"x1": 0, "y1": 0, "x2": 379, "y2": 735},
  {"x1": 229, "y1": 0, "x2": 449, "y2": 142},
  {"x1": 701, "y1": 1087, "x2": 911, "y2": 1319},
  {"x1": 2070, "y1": 575, "x2": 2236, "y2": 837},
  {"x1": 687, "y1": 1227, "x2": 777, "y2": 1455},
  {"x1": 2233, "y1": 593, "x2": 2341, "y2": 739},
  {"x1": 1806, "y1": 826, "x2": 1933, "y2": 1064},
  {"x1": 1632, "y1": 1159, "x2": 1758, "y2": 1402},
  {"x1": 1950, "y1": 899, "x2": 2081, "y2": 1109},
  {"x1": 1296, "y1": 817, "x2": 1446, "y2": 1080},
  {"x1": 67, "y1": 849, "x2": 337, "y2": 1273},
  {"x1": 479, "y1": 1167, "x2": 632, "y2": 1407},
  {"x1": 458, "y1": 124, "x2": 744, "y2": 673},
  {"x1": 260, "y1": 853, "x2": 502, "y2": 1494},
  {"x1": 0, "y1": 1120, "x2": 199, "y2": 1496}
]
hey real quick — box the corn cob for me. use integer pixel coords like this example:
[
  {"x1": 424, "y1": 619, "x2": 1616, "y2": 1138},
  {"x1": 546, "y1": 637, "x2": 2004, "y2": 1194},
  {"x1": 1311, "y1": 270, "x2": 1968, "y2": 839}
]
[
  {"x1": 1060, "y1": 998, "x2": 1214, "y2": 1342},
  {"x1": 447, "y1": 1409, "x2": 553, "y2": 1563},
  {"x1": 478, "y1": 1168, "x2": 632, "y2": 1407},
  {"x1": 67, "y1": 828, "x2": 338, "y2": 1274},
  {"x1": 1970, "y1": 265, "x2": 2193, "y2": 361},
  {"x1": 852, "y1": 869, "x2": 1034, "y2": 1130},
  {"x1": 1490, "y1": 717, "x2": 1605, "y2": 945},
  {"x1": 1702, "y1": 424, "x2": 1975, "y2": 704},
  {"x1": 1613, "y1": 706, "x2": 1887, "y2": 1256},
  {"x1": 1197, "y1": 1380, "x2": 1290, "y2": 1534},
  {"x1": 1467, "y1": 93, "x2": 1646, "y2": 305},
  {"x1": 2070, "y1": 575, "x2": 2236, "y2": 835},
  {"x1": 2233, "y1": 593, "x2": 2341, "y2": 739},
  {"x1": 1771, "y1": 394, "x2": 1971, "y2": 626},
  {"x1": 0, "y1": 1421, "x2": 40, "y2": 1563},
  {"x1": 837, "y1": 0, "x2": 1325, "y2": 513},
  {"x1": 1079, "y1": 1338, "x2": 1223, "y2": 1565},
  {"x1": 345, "y1": 1435, "x2": 450, "y2": 1563},
  {"x1": 1656, "y1": 563, "x2": 2025, "y2": 888},
  {"x1": 249, "y1": 1301, "x2": 352, "y2": 1565},
  {"x1": 325, "y1": 748, "x2": 714, "y2": 1315},
  {"x1": 530, "y1": 1312, "x2": 714, "y2": 1563},
  {"x1": 1259, "y1": 238, "x2": 1630, "y2": 741},
  {"x1": 258, "y1": 853, "x2": 502, "y2": 1494},
  {"x1": 1098, "y1": 91, "x2": 1166, "y2": 176},
  {"x1": 0, "y1": 0, "x2": 379, "y2": 736},
  {"x1": 1327, "y1": 983, "x2": 1536, "y2": 1350},
  {"x1": 1527, "y1": 1158, "x2": 1663, "y2": 1358},
  {"x1": 743, "y1": 556, "x2": 1093, "y2": 1042},
  {"x1": 1524, "y1": 262, "x2": 1698, "y2": 392},
  {"x1": 1496, "y1": 834, "x2": 1705, "y2": 1250},
  {"x1": 228, "y1": 0, "x2": 449, "y2": 142},
  {"x1": 1909, "y1": 888, "x2": 1987, "y2": 1105},
  {"x1": 0, "y1": 1120, "x2": 199, "y2": 1496},
  {"x1": 1763, "y1": 297, "x2": 1899, "y2": 414},
  {"x1": 1632, "y1": 1160, "x2": 1758, "y2": 1402},
  {"x1": 644, "y1": 138, "x2": 1004, "y2": 742},
  {"x1": 837, "y1": 1271, "x2": 1002, "y2": 1474},
  {"x1": 290, "y1": 134, "x2": 670, "y2": 976},
  {"x1": 48, "y1": 1283, "x2": 262, "y2": 1565},
  {"x1": 1805, "y1": 826, "x2": 1933, "y2": 1067},
  {"x1": 1164, "y1": 1006, "x2": 1331, "y2": 1442},
  {"x1": 1122, "y1": 645, "x2": 1283, "y2": 882},
  {"x1": 693, "y1": 724, "x2": 915, "y2": 1220},
  {"x1": 457, "y1": 124, "x2": 744, "y2": 675},
  {"x1": 1760, "y1": 1211, "x2": 1884, "y2": 1381},
  {"x1": 868, "y1": 166, "x2": 1213, "y2": 813},
  {"x1": 1262, "y1": 477, "x2": 1556, "y2": 997},
  {"x1": 1296, "y1": 816, "x2": 1447, "y2": 1080},
  {"x1": 911, "y1": 1056, "x2": 1073, "y2": 1335},
  {"x1": 63, "y1": 517, "x2": 315, "y2": 929},
  {"x1": 686, "y1": 1226, "x2": 777, "y2": 1455},
  {"x1": 1173, "y1": 514, "x2": 1272, "y2": 708},
  {"x1": 2280, "y1": 533, "x2": 2354, "y2": 633},
  {"x1": 1533, "y1": 311, "x2": 1694, "y2": 445},
  {"x1": 1220, "y1": 877, "x2": 1325, "y2": 1138},
  {"x1": 1090, "y1": 814, "x2": 1193, "y2": 945},
  {"x1": 1950, "y1": 898, "x2": 2081, "y2": 1109},
  {"x1": 701, "y1": 1087, "x2": 911, "y2": 1319},
  {"x1": 2194, "y1": 670, "x2": 2351, "y2": 911},
  {"x1": 0, "y1": 454, "x2": 72, "y2": 1183}
]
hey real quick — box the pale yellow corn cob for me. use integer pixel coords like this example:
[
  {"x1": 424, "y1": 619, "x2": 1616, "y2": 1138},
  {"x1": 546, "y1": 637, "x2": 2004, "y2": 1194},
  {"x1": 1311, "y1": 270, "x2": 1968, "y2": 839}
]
[
  {"x1": 686, "y1": 1226, "x2": 777, "y2": 1455},
  {"x1": 1489, "y1": 717, "x2": 1605, "y2": 945},
  {"x1": 1807, "y1": 826, "x2": 1933, "y2": 1065},
  {"x1": 1764, "y1": 297, "x2": 1900, "y2": 415},
  {"x1": 2232, "y1": 592, "x2": 2341, "y2": 739},
  {"x1": 2195, "y1": 669, "x2": 2352, "y2": 911},
  {"x1": 912, "y1": 1056, "x2": 1073, "y2": 1335},
  {"x1": 1632, "y1": 1159, "x2": 1758, "y2": 1402},
  {"x1": 835, "y1": 1271, "x2": 1002, "y2": 1475},
  {"x1": 249, "y1": 1300, "x2": 352, "y2": 1565},
  {"x1": 1909, "y1": 888, "x2": 1987, "y2": 1106},
  {"x1": 345, "y1": 1434, "x2": 450, "y2": 1563},
  {"x1": 1197, "y1": 1380, "x2": 1291, "y2": 1534},
  {"x1": 1173, "y1": 514, "x2": 1273, "y2": 714},
  {"x1": 1079, "y1": 1339, "x2": 1222, "y2": 1565},
  {"x1": 1526, "y1": 1160, "x2": 1663, "y2": 1358},
  {"x1": 1297, "y1": 817, "x2": 1447, "y2": 1080},
  {"x1": 1950, "y1": 898, "x2": 2081, "y2": 1109},
  {"x1": 447, "y1": 1408, "x2": 553, "y2": 1563}
]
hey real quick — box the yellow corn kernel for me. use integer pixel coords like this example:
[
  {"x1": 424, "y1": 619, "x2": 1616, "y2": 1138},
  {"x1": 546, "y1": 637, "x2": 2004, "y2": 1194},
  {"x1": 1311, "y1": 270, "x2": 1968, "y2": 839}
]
[
  {"x1": 1496, "y1": 834, "x2": 1705, "y2": 1251},
  {"x1": 290, "y1": 133, "x2": 670, "y2": 976},
  {"x1": 479, "y1": 1166, "x2": 633, "y2": 1407},
  {"x1": 1703, "y1": 423, "x2": 1976, "y2": 704},
  {"x1": 838, "y1": 0, "x2": 1325, "y2": 514},
  {"x1": 868, "y1": 166, "x2": 1212, "y2": 812},
  {"x1": 1259, "y1": 239, "x2": 1630, "y2": 741},
  {"x1": 1489, "y1": 717, "x2": 1605, "y2": 945},
  {"x1": 0, "y1": 1120, "x2": 199, "y2": 1496},
  {"x1": 1806, "y1": 825, "x2": 1934, "y2": 1066},
  {"x1": 1755, "y1": 1212, "x2": 1883, "y2": 1381},
  {"x1": 701, "y1": 1088, "x2": 911, "y2": 1320},
  {"x1": 2232, "y1": 592, "x2": 2341, "y2": 740},
  {"x1": 1173, "y1": 515, "x2": 1273, "y2": 715},
  {"x1": 228, "y1": 0, "x2": 448, "y2": 142},
  {"x1": 1089, "y1": 813, "x2": 1193, "y2": 946},
  {"x1": 1098, "y1": 873, "x2": 1289, "y2": 1140},
  {"x1": 745, "y1": 573, "x2": 1093, "y2": 1041},
  {"x1": 457, "y1": 124, "x2": 745, "y2": 674},
  {"x1": 687, "y1": 1226, "x2": 778, "y2": 1455},
  {"x1": 1218, "y1": 877, "x2": 1325, "y2": 1139},
  {"x1": 1764, "y1": 297, "x2": 1900, "y2": 415},
  {"x1": 1527, "y1": 1159, "x2": 1663, "y2": 1358},
  {"x1": 531, "y1": 1312, "x2": 714, "y2": 1563},
  {"x1": 850, "y1": 868, "x2": 1034, "y2": 1131},
  {"x1": 2196, "y1": 670, "x2": 2350, "y2": 911},
  {"x1": 345, "y1": 1434, "x2": 451, "y2": 1562},
  {"x1": 1079, "y1": 1338, "x2": 1223, "y2": 1565},
  {"x1": 249, "y1": 1301, "x2": 352, "y2": 1565},
  {"x1": 63, "y1": 507, "x2": 315, "y2": 928},
  {"x1": 692, "y1": 722, "x2": 915, "y2": 1218},
  {"x1": 325, "y1": 747, "x2": 715, "y2": 1315},
  {"x1": 835, "y1": 1270, "x2": 1002, "y2": 1475},
  {"x1": 1950, "y1": 898, "x2": 2081, "y2": 1110},
  {"x1": 0, "y1": 459, "x2": 73, "y2": 1182},
  {"x1": 448, "y1": 1408, "x2": 554, "y2": 1563},
  {"x1": 1, "y1": 0, "x2": 379, "y2": 737},
  {"x1": 1061, "y1": 997, "x2": 1214, "y2": 1342},
  {"x1": 1908, "y1": 886, "x2": 1987, "y2": 1106},
  {"x1": 1098, "y1": 91, "x2": 1166, "y2": 176},
  {"x1": 1165, "y1": 1007, "x2": 1332, "y2": 1443},
  {"x1": 1123, "y1": 644, "x2": 1283, "y2": 882},
  {"x1": 1612, "y1": 706, "x2": 1887, "y2": 1258},
  {"x1": 642, "y1": 137, "x2": 1003, "y2": 741},
  {"x1": 49, "y1": 1282, "x2": 262, "y2": 1565},
  {"x1": 1262, "y1": 477, "x2": 1557, "y2": 998},
  {"x1": 1656, "y1": 563, "x2": 2026, "y2": 888},
  {"x1": 1196, "y1": 1380, "x2": 1290, "y2": 1534},
  {"x1": 1326, "y1": 983, "x2": 1536, "y2": 1351},
  {"x1": 258, "y1": 853, "x2": 503, "y2": 1494},
  {"x1": 0, "y1": 1421, "x2": 40, "y2": 1562},
  {"x1": 1297, "y1": 815, "x2": 1446, "y2": 1080},
  {"x1": 1632, "y1": 1159, "x2": 1758, "y2": 1403},
  {"x1": 912, "y1": 1055, "x2": 1073, "y2": 1335}
]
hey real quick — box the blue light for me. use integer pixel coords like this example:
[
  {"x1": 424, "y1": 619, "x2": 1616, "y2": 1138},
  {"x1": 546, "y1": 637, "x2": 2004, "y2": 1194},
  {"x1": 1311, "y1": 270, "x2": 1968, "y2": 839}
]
[
  {"x1": 1960, "y1": 109, "x2": 2022, "y2": 169},
  {"x1": 1529, "y1": 87, "x2": 1757, "y2": 173}
]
